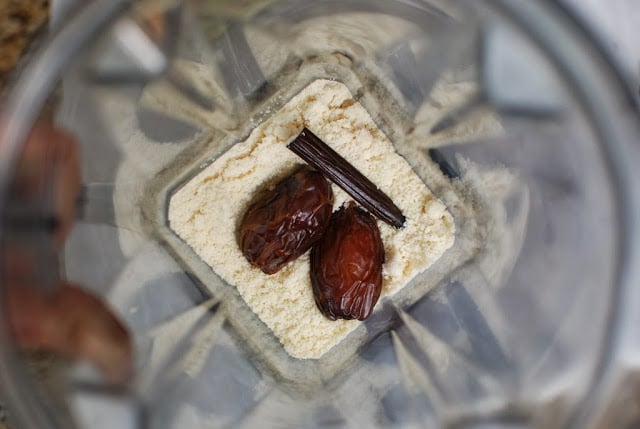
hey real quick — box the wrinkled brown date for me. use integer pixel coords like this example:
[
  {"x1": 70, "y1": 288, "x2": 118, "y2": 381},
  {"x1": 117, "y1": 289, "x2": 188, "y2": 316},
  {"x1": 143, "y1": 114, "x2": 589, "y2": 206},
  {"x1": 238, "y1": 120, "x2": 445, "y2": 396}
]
[
  {"x1": 239, "y1": 167, "x2": 334, "y2": 274},
  {"x1": 310, "y1": 202, "x2": 385, "y2": 320}
]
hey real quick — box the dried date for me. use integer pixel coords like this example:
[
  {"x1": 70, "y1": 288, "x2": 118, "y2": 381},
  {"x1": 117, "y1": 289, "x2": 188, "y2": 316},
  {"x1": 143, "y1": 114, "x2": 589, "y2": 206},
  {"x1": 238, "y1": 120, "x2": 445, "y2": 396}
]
[
  {"x1": 239, "y1": 167, "x2": 334, "y2": 274},
  {"x1": 310, "y1": 202, "x2": 385, "y2": 320}
]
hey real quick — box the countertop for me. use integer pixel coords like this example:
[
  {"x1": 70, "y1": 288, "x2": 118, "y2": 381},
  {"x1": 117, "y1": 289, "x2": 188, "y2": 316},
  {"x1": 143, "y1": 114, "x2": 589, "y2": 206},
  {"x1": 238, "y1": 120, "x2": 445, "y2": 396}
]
[{"x1": 0, "y1": 0, "x2": 49, "y2": 90}]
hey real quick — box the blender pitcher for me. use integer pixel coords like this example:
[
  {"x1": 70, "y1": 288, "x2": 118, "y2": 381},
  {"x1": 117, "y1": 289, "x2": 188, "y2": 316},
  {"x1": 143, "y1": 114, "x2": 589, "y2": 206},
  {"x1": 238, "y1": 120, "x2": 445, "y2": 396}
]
[{"x1": 1, "y1": 1, "x2": 639, "y2": 428}]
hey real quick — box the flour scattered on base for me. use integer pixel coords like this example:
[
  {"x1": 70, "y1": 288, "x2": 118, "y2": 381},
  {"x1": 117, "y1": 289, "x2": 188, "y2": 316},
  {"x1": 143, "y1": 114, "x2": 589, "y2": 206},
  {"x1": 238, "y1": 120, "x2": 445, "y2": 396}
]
[{"x1": 168, "y1": 80, "x2": 455, "y2": 359}]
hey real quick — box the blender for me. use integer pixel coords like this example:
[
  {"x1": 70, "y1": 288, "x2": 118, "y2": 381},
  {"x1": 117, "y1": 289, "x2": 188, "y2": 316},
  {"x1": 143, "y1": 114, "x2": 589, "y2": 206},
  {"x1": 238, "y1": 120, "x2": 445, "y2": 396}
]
[{"x1": 1, "y1": 1, "x2": 639, "y2": 428}]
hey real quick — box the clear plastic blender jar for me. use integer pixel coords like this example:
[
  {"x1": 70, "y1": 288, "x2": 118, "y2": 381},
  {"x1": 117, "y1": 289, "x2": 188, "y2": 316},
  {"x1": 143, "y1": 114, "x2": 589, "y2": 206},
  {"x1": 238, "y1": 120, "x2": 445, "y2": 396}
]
[{"x1": 1, "y1": 1, "x2": 639, "y2": 428}]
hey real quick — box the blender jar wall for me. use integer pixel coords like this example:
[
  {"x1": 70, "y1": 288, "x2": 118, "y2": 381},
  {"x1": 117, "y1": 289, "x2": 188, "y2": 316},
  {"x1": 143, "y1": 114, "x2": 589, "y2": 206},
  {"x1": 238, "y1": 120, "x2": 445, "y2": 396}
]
[{"x1": 1, "y1": 1, "x2": 639, "y2": 428}]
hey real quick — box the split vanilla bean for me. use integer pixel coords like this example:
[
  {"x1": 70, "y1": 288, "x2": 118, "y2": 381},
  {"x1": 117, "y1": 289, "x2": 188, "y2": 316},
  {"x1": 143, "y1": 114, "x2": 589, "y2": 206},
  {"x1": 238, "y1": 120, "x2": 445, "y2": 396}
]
[{"x1": 287, "y1": 128, "x2": 406, "y2": 228}]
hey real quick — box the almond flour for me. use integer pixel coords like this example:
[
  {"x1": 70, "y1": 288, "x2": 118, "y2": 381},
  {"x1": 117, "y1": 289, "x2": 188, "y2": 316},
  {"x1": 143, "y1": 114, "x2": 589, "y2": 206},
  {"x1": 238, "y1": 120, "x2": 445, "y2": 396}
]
[{"x1": 168, "y1": 79, "x2": 455, "y2": 359}]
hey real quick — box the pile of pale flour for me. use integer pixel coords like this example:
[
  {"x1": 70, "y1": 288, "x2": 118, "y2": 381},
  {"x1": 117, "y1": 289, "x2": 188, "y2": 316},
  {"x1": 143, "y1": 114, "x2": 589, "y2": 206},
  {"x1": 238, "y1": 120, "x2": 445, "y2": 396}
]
[{"x1": 168, "y1": 79, "x2": 457, "y2": 359}]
